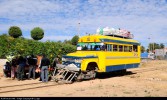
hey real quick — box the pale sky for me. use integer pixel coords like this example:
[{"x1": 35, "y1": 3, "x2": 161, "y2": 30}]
[{"x1": 0, "y1": 0, "x2": 167, "y2": 48}]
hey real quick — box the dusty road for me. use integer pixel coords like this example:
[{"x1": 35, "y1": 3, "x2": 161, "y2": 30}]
[{"x1": 0, "y1": 59, "x2": 167, "y2": 97}]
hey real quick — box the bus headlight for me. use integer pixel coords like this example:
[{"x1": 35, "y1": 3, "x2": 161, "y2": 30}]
[{"x1": 75, "y1": 59, "x2": 82, "y2": 63}]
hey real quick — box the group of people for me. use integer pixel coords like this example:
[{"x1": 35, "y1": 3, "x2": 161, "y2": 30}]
[{"x1": 3, "y1": 54, "x2": 60, "y2": 82}]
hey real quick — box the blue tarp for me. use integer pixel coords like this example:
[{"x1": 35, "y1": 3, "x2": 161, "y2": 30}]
[{"x1": 141, "y1": 52, "x2": 148, "y2": 58}]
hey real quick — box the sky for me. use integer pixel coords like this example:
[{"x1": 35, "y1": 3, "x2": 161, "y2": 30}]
[{"x1": 0, "y1": 0, "x2": 167, "y2": 48}]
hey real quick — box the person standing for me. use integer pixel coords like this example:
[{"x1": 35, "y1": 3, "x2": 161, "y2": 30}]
[
  {"x1": 11, "y1": 57, "x2": 18, "y2": 80},
  {"x1": 51, "y1": 55, "x2": 61, "y2": 75},
  {"x1": 28, "y1": 55, "x2": 37, "y2": 80},
  {"x1": 37, "y1": 55, "x2": 43, "y2": 81},
  {"x1": 17, "y1": 56, "x2": 26, "y2": 81},
  {"x1": 3, "y1": 62, "x2": 11, "y2": 78},
  {"x1": 39, "y1": 54, "x2": 50, "y2": 82},
  {"x1": 52, "y1": 56, "x2": 60, "y2": 69}
]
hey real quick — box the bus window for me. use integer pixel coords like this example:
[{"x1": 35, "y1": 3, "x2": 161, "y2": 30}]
[
  {"x1": 133, "y1": 45, "x2": 138, "y2": 52},
  {"x1": 77, "y1": 42, "x2": 105, "y2": 51},
  {"x1": 82, "y1": 45, "x2": 88, "y2": 50},
  {"x1": 101, "y1": 45, "x2": 106, "y2": 51},
  {"x1": 113, "y1": 45, "x2": 118, "y2": 51},
  {"x1": 129, "y1": 46, "x2": 132, "y2": 52},
  {"x1": 106, "y1": 44, "x2": 112, "y2": 51},
  {"x1": 94, "y1": 45, "x2": 101, "y2": 51},
  {"x1": 119, "y1": 45, "x2": 123, "y2": 52},
  {"x1": 110, "y1": 45, "x2": 113, "y2": 51},
  {"x1": 124, "y1": 46, "x2": 129, "y2": 52},
  {"x1": 77, "y1": 46, "x2": 82, "y2": 50}
]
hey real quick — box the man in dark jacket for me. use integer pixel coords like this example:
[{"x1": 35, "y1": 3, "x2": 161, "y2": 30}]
[
  {"x1": 28, "y1": 55, "x2": 37, "y2": 80},
  {"x1": 3, "y1": 62, "x2": 11, "y2": 78},
  {"x1": 17, "y1": 56, "x2": 26, "y2": 81},
  {"x1": 39, "y1": 54, "x2": 50, "y2": 82}
]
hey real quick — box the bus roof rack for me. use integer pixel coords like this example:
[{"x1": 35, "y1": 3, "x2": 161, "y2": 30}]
[
  {"x1": 96, "y1": 27, "x2": 134, "y2": 39},
  {"x1": 105, "y1": 34, "x2": 134, "y2": 39}
]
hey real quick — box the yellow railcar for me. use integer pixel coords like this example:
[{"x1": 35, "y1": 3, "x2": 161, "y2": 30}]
[{"x1": 62, "y1": 34, "x2": 140, "y2": 80}]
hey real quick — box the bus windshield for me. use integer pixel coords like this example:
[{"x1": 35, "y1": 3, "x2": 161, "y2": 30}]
[{"x1": 77, "y1": 42, "x2": 105, "y2": 51}]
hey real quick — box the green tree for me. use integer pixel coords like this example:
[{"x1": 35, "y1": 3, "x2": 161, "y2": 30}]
[
  {"x1": 146, "y1": 49, "x2": 149, "y2": 53},
  {"x1": 63, "y1": 39, "x2": 72, "y2": 44},
  {"x1": 141, "y1": 46, "x2": 145, "y2": 53},
  {"x1": 0, "y1": 34, "x2": 77, "y2": 60},
  {"x1": 0, "y1": 34, "x2": 9, "y2": 58},
  {"x1": 71, "y1": 35, "x2": 79, "y2": 45},
  {"x1": 8, "y1": 26, "x2": 22, "y2": 38},
  {"x1": 148, "y1": 43, "x2": 165, "y2": 52},
  {"x1": 160, "y1": 43, "x2": 165, "y2": 49},
  {"x1": 31, "y1": 27, "x2": 44, "y2": 40},
  {"x1": 154, "y1": 43, "x2": 160, "y2": 49}
]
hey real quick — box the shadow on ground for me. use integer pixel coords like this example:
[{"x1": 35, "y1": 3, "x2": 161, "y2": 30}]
[
  {"x1": 96, "y1": 71, "x2": 136, "y2": 79},
  {"x1": 75, "y1": 70, "x2": 137, "y2": 83}
]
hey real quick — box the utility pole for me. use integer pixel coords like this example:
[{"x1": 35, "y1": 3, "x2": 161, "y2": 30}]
[
  {"x1": 77, "y1": 12, "x2": 81, "y2": 37},
  {"x1": 150, "y1": 34, "x2": 154, "y2": 53},
  {"x1": 148, "y1": 37, "x2": 151, "y2": 52},
  {"x1": 153, "y1": 42, "x2": 154, "y2": 53},
  {"x1": 78, "y1": 22, "x2": 80, "y2": 37}
]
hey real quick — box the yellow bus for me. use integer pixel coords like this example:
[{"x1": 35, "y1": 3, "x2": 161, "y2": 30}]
[{"x1": 61, "y1": 34, "x2": 141, "y2": 80}]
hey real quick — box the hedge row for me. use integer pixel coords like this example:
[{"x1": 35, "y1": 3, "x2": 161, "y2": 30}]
[{"x1": 0, "y1": 34, "x2": 76, "y2": 62}]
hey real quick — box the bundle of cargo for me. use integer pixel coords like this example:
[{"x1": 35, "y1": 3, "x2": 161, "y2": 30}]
[{"x1": 96, "y1": 27, "x2": 134, "y2": 39}]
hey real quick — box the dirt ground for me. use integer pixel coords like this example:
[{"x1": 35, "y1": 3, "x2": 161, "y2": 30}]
[{"x1": 0, "y1": 59, "x2": 167, "y2": 97}]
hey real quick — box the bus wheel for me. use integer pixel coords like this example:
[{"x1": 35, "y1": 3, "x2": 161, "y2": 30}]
[
  {"x1": 86, "y1": 62, "x2": 98, "y2": 79},
  {"x1": 75, "y1": 70, "x2": 96, "y2": 81},
  {"x1": 87, "y1": 67, "x2": 97, "y2": 80},
  {"x1": 90, "y1": 70, "x2": 96, "y2": 80},
  {"x1": 76, "y1": 73, "x2": 83, "y2": 82}
]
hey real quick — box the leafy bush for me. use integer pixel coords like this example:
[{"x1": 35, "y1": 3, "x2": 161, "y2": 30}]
[
  {"x1": 71, "y1": 35, "x2": 79, "y2": 45},
  {"x1": 31, "y1": 27, "x2": 44, "y2": 40},
  {"x1": 0, "y1": 34, "x2": 76, "y2": 62},
  {"x1": 8, "y1": 26, "x2": 22, "y2": 38}
]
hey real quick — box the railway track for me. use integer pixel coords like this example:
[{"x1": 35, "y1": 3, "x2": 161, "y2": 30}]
[
  {"x1": 0, "y1": 65, "x2": 166, "y2": 94},
  {"x1": 0, "y1": 81, "x2": 59, "y2": 94},
  {"x1": 0, "y1": 82, "x2": 42, "y2": 88}
]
